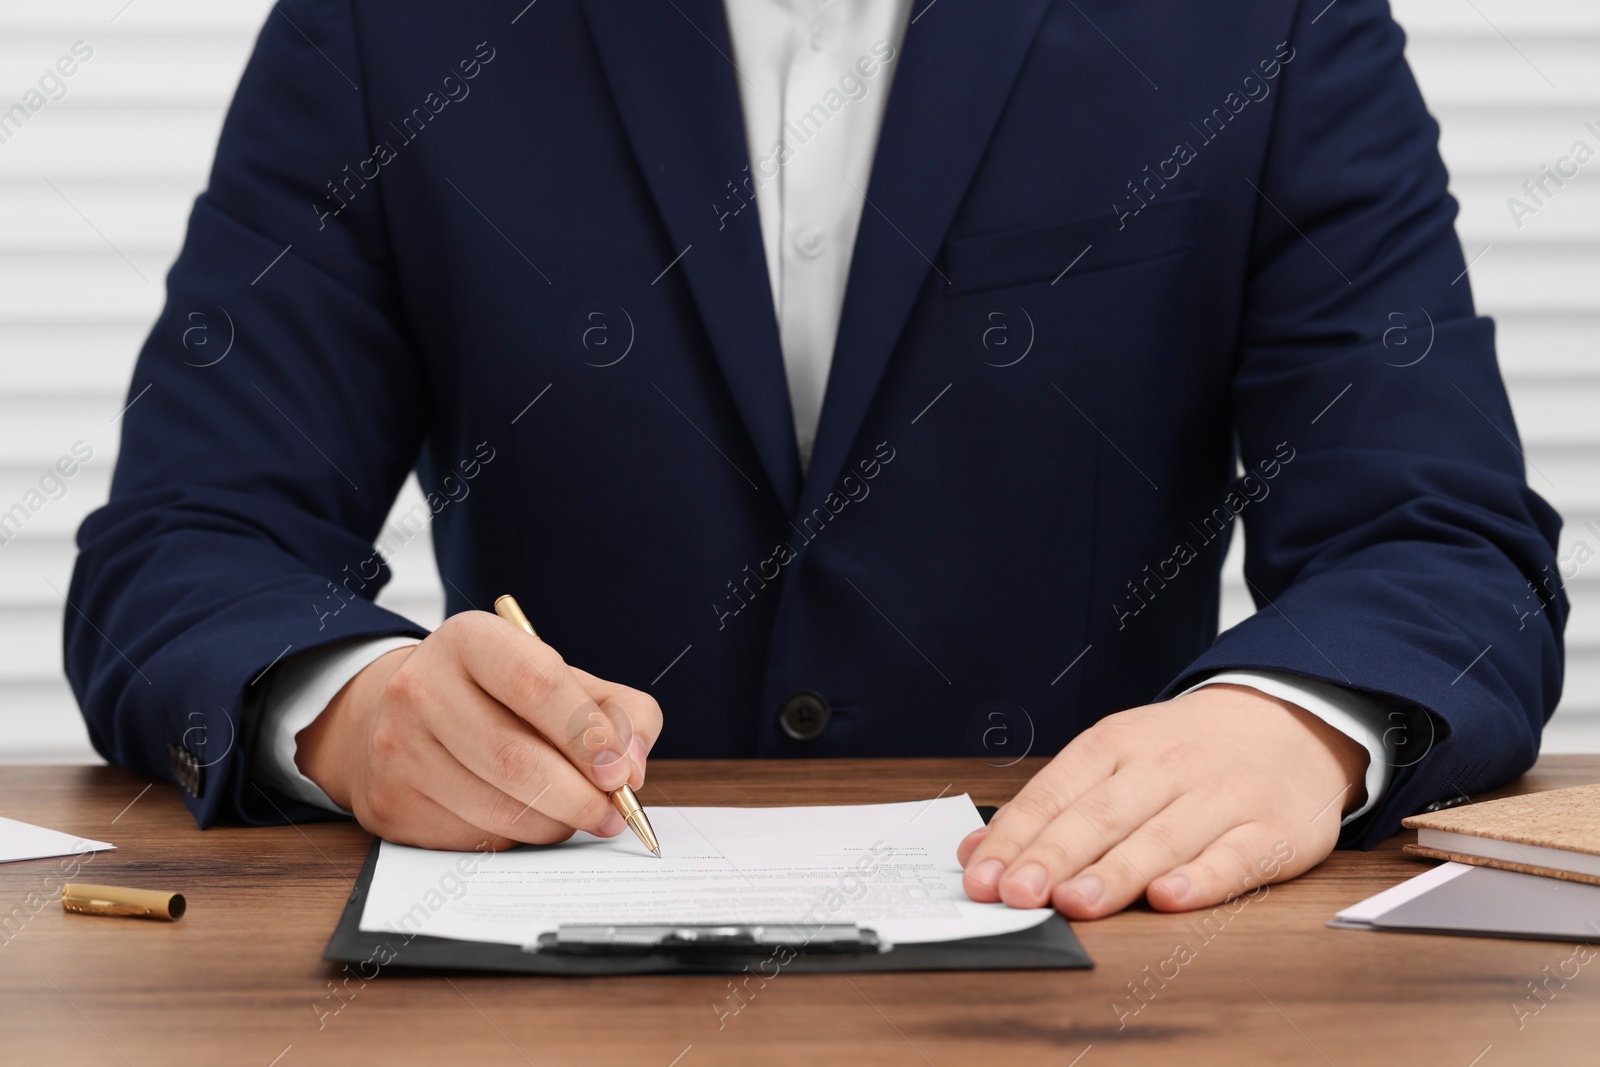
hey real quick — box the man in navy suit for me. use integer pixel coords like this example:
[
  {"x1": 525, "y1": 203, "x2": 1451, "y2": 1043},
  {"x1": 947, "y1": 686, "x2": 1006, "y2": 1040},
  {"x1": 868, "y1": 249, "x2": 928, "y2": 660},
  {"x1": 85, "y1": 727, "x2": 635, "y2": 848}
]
[{"x1": 67, "y1": 0, "x2": 1564, "y2": 920}]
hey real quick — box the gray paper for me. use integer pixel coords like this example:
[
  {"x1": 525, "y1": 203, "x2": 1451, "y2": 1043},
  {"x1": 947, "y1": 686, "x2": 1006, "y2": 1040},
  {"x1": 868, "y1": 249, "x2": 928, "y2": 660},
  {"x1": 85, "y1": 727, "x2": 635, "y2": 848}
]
[{"x1": 1374, "y1": 865, "x2": 1600, "y2": 941}]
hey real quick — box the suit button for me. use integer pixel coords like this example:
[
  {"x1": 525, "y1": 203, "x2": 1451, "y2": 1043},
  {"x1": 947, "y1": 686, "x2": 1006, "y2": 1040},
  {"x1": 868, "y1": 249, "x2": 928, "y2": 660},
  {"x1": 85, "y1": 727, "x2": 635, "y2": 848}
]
[
  {"x1": 167, "y1": 743, "x2": 204, "y2": 799},
  {"x1": 779, "y1": 691, "x2": 831, "y2": 741}
]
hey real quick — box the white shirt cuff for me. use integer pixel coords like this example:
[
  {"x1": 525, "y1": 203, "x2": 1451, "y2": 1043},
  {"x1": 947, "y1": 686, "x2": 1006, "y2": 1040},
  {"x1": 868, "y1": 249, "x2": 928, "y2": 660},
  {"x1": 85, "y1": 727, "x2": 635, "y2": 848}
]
[
  {"x1": 1180, "y1": 670, "x2": 1395, "y2": 825},
  {"x1": 252, "y1": 635, "x2": 423, "y2": 815}
]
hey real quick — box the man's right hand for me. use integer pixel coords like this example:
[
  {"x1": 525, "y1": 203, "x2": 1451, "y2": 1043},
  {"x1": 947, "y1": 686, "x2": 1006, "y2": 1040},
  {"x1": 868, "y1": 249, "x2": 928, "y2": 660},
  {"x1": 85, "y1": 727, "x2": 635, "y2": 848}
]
[{"x1": 293, "y1": 611, "x2": 661, "y2": 851}]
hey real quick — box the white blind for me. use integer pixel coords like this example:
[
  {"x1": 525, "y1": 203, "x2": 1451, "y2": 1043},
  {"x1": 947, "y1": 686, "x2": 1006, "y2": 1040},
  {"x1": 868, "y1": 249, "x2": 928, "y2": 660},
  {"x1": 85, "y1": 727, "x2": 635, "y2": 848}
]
[{"x1": 0, "y1": 0, "x2": 1593, "y2": 761}]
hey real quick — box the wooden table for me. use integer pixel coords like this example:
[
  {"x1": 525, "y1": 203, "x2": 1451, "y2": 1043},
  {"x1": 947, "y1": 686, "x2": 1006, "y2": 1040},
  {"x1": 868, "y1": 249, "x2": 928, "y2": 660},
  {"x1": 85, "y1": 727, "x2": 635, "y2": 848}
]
[{"x1": 2, "y1": 757, "x2": 1597, "y2": 1066}]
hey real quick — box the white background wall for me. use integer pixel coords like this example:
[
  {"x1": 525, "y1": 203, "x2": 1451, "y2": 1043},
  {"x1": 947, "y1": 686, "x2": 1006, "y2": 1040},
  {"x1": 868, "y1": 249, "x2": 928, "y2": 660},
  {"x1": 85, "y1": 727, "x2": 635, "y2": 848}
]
[{"x1": 0, "y1": 0, "x2": 1595, "y2": 761}]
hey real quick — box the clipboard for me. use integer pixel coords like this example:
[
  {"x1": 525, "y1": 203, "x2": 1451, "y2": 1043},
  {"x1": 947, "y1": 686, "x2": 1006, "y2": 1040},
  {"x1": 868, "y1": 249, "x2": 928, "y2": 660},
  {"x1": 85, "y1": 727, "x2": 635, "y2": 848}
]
[{"x1": 323, "y1": 806, "x2": 1093, "y2": 975}]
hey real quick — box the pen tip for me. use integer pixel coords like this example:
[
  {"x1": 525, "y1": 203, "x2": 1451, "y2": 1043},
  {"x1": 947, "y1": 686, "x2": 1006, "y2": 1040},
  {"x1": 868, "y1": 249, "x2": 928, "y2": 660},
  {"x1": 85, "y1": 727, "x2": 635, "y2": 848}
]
[{"x1": 652, "y1": 847, "x2": 662, "y2": 859}]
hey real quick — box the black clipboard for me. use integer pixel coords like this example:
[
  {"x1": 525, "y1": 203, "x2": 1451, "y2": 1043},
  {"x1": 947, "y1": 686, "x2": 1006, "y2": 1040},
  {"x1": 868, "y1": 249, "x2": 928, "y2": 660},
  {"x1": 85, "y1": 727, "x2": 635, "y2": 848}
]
[{"x1": 323, "y1": 806, "x2": 1093, "y2": 975}]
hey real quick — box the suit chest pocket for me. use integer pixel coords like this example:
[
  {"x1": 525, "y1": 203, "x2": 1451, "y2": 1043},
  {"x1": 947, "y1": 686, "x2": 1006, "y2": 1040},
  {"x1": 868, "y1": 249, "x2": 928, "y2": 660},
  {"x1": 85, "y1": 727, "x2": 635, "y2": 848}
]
[{"x1": 942, "y1": 192, "x2": 1200, "y2": 297}]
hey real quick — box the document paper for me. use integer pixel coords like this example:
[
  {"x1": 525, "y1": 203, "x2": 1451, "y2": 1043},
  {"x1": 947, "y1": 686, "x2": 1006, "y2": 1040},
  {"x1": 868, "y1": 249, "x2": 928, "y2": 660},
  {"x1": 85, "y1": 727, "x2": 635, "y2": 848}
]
[
  {"x1": 0, "y1": 816, "x2": 114, "y2": 865},
  {"x1": 360, "y1": 795, "x2": 1053, "y2": 946}
]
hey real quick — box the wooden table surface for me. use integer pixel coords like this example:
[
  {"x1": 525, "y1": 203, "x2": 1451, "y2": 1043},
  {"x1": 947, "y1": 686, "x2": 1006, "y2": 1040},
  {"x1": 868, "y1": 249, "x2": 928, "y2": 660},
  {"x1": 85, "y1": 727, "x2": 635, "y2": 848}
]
[{"x1": 2, "y1": 756, "x2": 1598, "y2": 1066}]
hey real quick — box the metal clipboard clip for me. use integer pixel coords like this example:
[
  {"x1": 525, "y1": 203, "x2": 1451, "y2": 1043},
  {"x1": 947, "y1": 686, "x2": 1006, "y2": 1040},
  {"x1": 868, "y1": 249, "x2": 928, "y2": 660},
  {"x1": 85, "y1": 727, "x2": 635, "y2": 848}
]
[{"x1": 526, "y1": 923, "x2": 891, "y2": 956}]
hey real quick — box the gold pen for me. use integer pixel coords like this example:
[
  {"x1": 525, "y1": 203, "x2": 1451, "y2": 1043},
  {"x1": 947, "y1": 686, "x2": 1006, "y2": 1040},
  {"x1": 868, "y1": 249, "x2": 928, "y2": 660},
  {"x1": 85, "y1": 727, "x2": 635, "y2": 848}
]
[{"x1": 494, "y1": 594, "x2": 661, "y2": 858}]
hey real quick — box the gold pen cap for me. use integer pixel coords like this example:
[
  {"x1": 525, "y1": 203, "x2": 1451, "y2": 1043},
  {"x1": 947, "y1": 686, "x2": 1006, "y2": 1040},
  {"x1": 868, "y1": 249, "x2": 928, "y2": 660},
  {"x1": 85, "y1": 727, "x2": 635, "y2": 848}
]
[
  {"x1": 62, "y1": 883, "x2": 185, "y2": 921},
  {"x1": 611, "y1": 784, "x2": 661, "y2": 857}
]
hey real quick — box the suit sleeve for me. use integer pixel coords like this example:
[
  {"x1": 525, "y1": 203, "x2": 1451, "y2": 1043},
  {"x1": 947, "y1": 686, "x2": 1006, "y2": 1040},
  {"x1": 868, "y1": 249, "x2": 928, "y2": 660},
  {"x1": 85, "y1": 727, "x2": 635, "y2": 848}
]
[
  {"x1": 65, "y1": 0, "x2": 430, "y2": 828},
  {"x1": 1163, "y1": 0, "x2": 1566, "y2": 847}
]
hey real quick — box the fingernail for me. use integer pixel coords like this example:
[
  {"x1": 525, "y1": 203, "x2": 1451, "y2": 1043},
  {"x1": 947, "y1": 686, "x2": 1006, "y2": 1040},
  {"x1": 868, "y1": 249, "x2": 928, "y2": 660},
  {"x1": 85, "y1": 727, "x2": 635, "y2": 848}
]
[
  {"x1": 628, "y1": 735, "x2": 648, "y2": 776},
  {"x1": 592, "y1": 750, "x2": 630, "y2": 789},
  {"x1": 597, "y1": 810, "x2": 626, "y2": 837},
  {"x1": 970, "y1": 858, "x2": 1005, "y2": 889},
  {"x1": 1155, "y1": 874, "x2": 1189, "y2": 902},
  {"x1": 1066, "y1": 874, "x2": 1103, "y2": 906},
  {"x1": 1010, "y1": 863, "x2": 1048, "y2": 898}
]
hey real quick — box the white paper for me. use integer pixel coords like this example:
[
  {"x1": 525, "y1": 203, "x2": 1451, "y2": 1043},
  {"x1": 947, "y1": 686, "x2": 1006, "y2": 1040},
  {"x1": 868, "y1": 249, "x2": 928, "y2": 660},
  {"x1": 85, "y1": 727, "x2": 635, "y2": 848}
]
[
  {"x1": 360, "y1": 794, "x2": 1052, "y2": 946},
  {"x1": 1333, "y1": 861, "x2": 1474, "y2": 925},
  {"x1": 0, "y1": 816, "x2": 114, "y2": 865},
  {"x1": 1419, "y1": 828, "x2": 1600, "y2": 880}
]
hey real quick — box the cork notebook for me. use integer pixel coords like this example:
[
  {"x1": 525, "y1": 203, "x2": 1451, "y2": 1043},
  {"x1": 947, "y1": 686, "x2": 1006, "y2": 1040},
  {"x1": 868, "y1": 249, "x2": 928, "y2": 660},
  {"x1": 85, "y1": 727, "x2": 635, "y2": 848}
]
[{"x1": 1402, "y1": 784, "x2": 1600, "y2": 888}]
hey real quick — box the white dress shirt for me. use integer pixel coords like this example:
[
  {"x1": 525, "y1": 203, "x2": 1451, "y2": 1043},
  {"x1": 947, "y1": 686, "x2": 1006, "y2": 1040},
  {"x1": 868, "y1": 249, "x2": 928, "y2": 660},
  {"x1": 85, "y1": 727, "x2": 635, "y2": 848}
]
[
  {"x1": 252, "y1": 0, "x2": 1394, "y2": 824},
  {"x1": 724, "y1": 0, "x2": 911, "y2": 469}
]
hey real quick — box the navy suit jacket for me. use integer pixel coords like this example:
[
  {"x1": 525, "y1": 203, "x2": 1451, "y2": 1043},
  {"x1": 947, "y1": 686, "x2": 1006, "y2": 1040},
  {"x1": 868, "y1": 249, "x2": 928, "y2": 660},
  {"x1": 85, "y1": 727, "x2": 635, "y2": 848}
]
[{"x1": 67, "y1": 0, "x2": 1565, "y2": 847}]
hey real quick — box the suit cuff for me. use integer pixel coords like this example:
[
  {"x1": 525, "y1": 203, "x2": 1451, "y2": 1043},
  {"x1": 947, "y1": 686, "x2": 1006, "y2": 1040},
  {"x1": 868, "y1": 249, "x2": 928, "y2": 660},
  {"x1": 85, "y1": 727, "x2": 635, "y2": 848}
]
[
  {"x1": 251, "y1": 635, "x2": 422, "y2": 815},
  {"x1": 1180, "y1": 670, "x2": 1395, "y2": 825}
]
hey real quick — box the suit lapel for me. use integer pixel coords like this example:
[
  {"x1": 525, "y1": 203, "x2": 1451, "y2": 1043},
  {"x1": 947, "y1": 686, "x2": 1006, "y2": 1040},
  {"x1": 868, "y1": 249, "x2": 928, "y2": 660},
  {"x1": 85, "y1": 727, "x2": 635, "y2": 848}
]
[
  {"x1": 581, "y1": 0, "x2": 801, "y2": 510},
  {"x1": 798, "y1": 0, "x2": 1054, "y2": 515}
]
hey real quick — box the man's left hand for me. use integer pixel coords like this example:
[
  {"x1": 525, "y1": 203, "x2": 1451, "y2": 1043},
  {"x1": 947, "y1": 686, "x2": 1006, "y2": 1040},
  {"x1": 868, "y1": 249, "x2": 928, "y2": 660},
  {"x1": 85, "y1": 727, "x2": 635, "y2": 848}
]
[{"x1": 957, "y1": 684, "x2": 1370, "y2": 918}]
